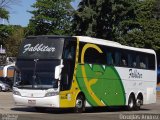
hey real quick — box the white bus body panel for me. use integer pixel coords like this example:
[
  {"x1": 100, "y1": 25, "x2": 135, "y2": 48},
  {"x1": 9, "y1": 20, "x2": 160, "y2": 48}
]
[{"x1": 115, "y1": 67, "x2": 156, "y2": 105}]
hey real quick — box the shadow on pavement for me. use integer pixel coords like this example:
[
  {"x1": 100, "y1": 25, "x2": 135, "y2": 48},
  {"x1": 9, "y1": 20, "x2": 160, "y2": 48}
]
[{"x1": 10, "y1": 106, "x2": 151, "y2": 114}]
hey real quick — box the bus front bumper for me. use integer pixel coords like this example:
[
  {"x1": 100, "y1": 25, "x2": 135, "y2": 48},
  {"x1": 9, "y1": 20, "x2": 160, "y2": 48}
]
[{"x1": 13, "y1": 94, "x2": 60, "y2": 108}]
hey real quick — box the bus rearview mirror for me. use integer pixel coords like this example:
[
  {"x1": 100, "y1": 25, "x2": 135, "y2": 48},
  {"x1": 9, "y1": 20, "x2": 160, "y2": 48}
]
[{"x1": 55, "y1": 65, "x2": 64, "y2": 80}]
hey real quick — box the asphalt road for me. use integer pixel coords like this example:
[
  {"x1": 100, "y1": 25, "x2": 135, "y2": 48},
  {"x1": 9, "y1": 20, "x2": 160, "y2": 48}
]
[{"x1": 0, "y1": 92, "x2": 160, "y2": 120}]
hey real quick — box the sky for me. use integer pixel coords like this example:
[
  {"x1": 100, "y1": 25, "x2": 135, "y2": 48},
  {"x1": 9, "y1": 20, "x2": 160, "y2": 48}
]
[
  {"x1": 6, "y1": 0, "x2": 80, "y2": 27},
  {"x1": 7, "y1": 0, "x2": 36, "y2": 27}
]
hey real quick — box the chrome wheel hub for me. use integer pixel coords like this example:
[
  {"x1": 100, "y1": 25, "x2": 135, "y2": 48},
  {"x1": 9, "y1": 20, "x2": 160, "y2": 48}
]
[{"x1": 76, "y1": 99, "x2": 83, "y2": 108}]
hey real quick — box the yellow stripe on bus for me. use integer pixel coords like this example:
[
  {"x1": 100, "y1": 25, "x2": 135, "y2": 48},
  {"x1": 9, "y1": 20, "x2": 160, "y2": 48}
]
[{"x1": 81, "y1": 43, "x2": 105, "y2": 106}]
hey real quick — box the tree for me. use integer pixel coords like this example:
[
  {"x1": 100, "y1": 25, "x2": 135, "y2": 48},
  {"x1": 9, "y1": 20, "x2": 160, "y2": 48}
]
[
  {"x1": 153, "y1": 0, "x2": 160, "y2": 19},
  {"x1": 0, "y1": 24, "x2": 12, "y2": 46},
  {"x1": 0, "y1": 0, "x2": 23, "y2": 57},
  {"x1": 72, "y1": 0, "x2": 97, "y2": 37},
  {"x1": 27, "y1": 0, "x2": 74, "y2": 36},
  {"x1": 119, "y1": 0, "x2": 160, "y2": 50},
  {"x1": 0, "y1": 7, "x2": 9, "y2": 20},
  {"x1": 0, "y1": 0, "x2": 21, "y2": 43},
  {"x1": 72, "y1": 0, "x2": 138, "y2": 40},
  {"x1": 0, "y1": 25, "x2": 25, "y2": 57},
  {"x1": 4, "y1": 25, "x2": 24, "y2": 57},
  {"x1": 73, "y1": 0, "x2": 160, "y2": 54},
  {"x1": 97, "y1": 0, "x2": 138, "y2": 40},
  {"x1": 153, "y1": 0, "x2": 160, "y2": 61},
  {"x1": 0, "y1": 0, "x2": 20, "y2": 20}
]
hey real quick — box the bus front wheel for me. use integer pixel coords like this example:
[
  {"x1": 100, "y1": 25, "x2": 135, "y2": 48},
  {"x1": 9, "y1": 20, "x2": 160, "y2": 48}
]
[
  {"x1": 74, "y1": 94, "x2": 85, "y2": 113},
  {"x1": 127, "y1": 95, "x2": 136, "y2": 111},
  {"x1": 0, "y1": 87, "x2": 2, "y2": 92}
]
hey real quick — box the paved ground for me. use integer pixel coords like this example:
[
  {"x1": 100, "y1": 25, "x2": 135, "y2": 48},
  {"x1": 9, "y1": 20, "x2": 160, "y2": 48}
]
[{"x1": 0, "y1": 92, "x2": 160, "y2": 120}]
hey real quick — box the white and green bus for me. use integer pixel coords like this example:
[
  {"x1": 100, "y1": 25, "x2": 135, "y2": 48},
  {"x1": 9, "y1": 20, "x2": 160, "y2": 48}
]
[{"x1": 13, "y1": 35, "x2": 157, "y2": 112}]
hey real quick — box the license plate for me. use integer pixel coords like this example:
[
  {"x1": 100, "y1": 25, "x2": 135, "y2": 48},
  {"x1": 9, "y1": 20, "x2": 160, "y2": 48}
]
[{"x1": 28, "y1": 100, "x2": 36, "y2": 105}]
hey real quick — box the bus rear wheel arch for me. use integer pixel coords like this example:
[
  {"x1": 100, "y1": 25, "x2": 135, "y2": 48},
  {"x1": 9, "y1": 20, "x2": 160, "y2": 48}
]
[{"x1": 74, "y1": 93, "x2": 86, "y2": 113}]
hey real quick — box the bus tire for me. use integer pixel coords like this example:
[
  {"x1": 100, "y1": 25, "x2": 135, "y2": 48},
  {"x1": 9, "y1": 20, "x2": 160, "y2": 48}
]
[
  {"x1": 135, "y1": 95, "x2": 143, "y2": 111},
  {"x1": 74, "y1": 94, "x2": 85, "y2": 113},
  {"x1": 127, "y1": 94, "x2": 136, "y2": 111},
  {"x1": 0, "y1": 87, "x2": 2, "y2": 92}
]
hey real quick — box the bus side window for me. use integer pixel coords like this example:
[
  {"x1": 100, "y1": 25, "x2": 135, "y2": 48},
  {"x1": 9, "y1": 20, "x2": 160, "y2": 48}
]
[
  {"x1": 115, "y1": 51, "x2": 121, "y2": 66},
  {"x1": 148, "y1": 54, "x2": 155, "y2": 70},
  {"x1": 64, "y1": 46, "x2": 75, "y2": 59},
  {"x1": 139, "y1": 54, "x2": 147, "y2": 69},
  {"x1": 136, "y1": 55, "x2": 140, "y2": 68},
  {"x1": 121, "y1": 51, "x2": 128, "y2": 67},
  {"x1": 132, "y1": 54, "x2": 137, "y2": 68},
  {"x1": 107, "y1": 52, "x2": 114, "y2": 65},
  {"x1": 128, "y1": 53, "x2": 132, "y2": 67},
  {"x1": 82, "y1": 44, "x2": 106, "y2": 65}
]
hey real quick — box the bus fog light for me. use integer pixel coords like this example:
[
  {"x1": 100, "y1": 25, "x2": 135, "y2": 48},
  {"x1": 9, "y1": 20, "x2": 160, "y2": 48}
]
[
  {"x1": 45, "y1": 92, "x2": 58, "y2": 97},
  {"x1": 13, "y1": 90, "x2": 21, "y2": 96}
]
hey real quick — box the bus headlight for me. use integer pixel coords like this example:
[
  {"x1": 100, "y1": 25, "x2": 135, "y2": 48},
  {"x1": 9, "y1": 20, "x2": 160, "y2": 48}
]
[
  {"x1": 13, "y1": 90, "x2": 21, "y2": 96},
  {"x1": 45, "y1": 92, "x2": 58, "y2": 97}
]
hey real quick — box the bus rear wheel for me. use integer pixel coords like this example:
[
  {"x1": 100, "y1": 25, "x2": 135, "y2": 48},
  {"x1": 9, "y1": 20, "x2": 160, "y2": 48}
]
[
  {"x1": 135, "y1": 96, "x2": 143, "y2": 111},
  {"x1": 74, "y1": 94, "x2": 85, "y2": 113}
]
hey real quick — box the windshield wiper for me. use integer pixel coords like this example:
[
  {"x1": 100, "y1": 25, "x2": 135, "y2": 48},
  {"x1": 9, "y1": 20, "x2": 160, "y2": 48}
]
[{"x1": 15, "y1": 80, "x2": 21, "y2": 86}]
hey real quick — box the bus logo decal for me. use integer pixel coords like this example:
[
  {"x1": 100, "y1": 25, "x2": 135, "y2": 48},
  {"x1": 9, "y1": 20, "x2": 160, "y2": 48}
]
[
  {"x1": 129, "y1": 69, "x2": 142, "y2": 79},
  {"x1": 23, "y1": 44, "x2": 56, "y2": 53}
]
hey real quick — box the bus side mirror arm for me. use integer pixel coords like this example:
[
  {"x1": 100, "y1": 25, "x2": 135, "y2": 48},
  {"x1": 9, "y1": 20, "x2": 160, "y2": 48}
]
[{"x1": 55, "y1": 65, "x2": 64, "y2": 80}]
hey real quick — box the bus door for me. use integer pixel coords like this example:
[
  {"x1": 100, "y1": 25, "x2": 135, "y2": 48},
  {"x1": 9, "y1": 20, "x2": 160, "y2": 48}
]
[{"x1": 60, "y1": 39, "x2": 77, "y2": 107}]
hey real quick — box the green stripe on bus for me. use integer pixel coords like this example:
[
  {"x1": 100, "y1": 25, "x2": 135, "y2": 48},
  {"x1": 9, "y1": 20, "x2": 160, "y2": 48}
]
[{"x1": 76, "y1": 64, "x2": 126, "y2": 106}]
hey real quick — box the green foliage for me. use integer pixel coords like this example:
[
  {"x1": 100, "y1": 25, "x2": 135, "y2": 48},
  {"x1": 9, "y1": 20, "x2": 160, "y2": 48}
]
[
  {"x1": 72, "y1": 0, "x2": 138, "y2": 40},
  {"x1": 0, "y1": 25, "x2": 12, "y2": 46},
  {"x1": 0, "y1": 0, "x2": 24, "y2": 57},
  {"x1": 118, "y1": 0, "x2": 160, "y2": 50},
  {"x1": 4, "y1": 25, "x2": 25, "y2": 57},
  {"x1": 0, "y1": 25, "x2": 25, "y2": 57},
  {"x1": 72, "y1": 0, "x2": 97, "y2": 36},
  {"x1": 72, "y1": 0, "x2": 160, "y2": 53},
  {"x1": 0, "y1": 7, "x2": 9, "y2": 20},
  {"x1": 27, "y1": 0, "x2": 74, "y2": 36},
  {"x1": 152, "y1": 0, "x2": 160, "y2": 19}
]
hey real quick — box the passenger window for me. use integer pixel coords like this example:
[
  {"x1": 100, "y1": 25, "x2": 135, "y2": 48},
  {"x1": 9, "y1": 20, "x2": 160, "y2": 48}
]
[
  {"x1": 139, "y1": 54, "x2": 147, "y2": 69},
  {"x1": 115, "y1": 51, "x2": 121, "y2": 66},
  {"x1": 107, "y1": 52, "x2": 114, "y2": 65},
  {"x1": 148, "y1": 54, "x2": 155, "y2": 70},
  {"x1": 132, "y1": 54, "x2": 137, "y2": 68},
  {"x1": 136, "y1": 55, "x2": 140, "y2": 68},
  {"x1": 106, "y1": 48, "x2": 119, "y2": 66},
  {"x1": 84, "y1": 47, "x2": 106, "y2": 64},
  {"x1": 121, "y1": 51, "x2": 128, "y2": 67},
  {"x1": 79, "y1": 43, "x2": 106, "y2": 64},
  {"x1": 128, "y1": 53, "x2": 132, "y2": 67}
]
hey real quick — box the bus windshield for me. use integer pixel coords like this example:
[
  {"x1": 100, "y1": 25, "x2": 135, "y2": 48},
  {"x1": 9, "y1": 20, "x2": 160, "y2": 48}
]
[
  {"x1": 14, "y1": 59, "x2": 60, "y2": 89},
  {"x1": 14, "y1": 36, "x2": 77, "y2": 90}
]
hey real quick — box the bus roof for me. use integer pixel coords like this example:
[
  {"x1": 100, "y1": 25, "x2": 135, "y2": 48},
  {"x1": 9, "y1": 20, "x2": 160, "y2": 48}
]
[
  {"x1": 24, "y1": 35, "x2": 155, "y2": 55},
  {"x1": 75, "y1": 36, "x2": 156, "y2": 55}
]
